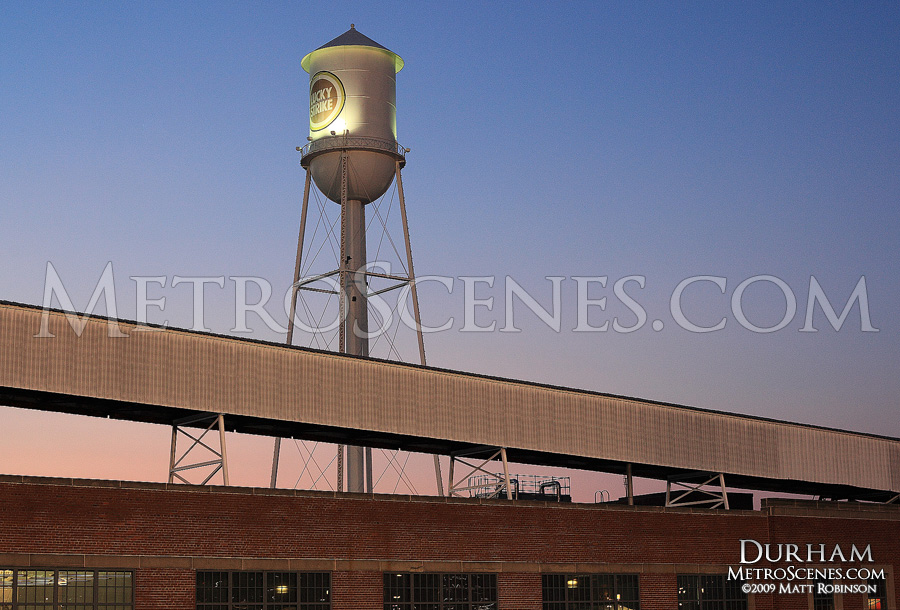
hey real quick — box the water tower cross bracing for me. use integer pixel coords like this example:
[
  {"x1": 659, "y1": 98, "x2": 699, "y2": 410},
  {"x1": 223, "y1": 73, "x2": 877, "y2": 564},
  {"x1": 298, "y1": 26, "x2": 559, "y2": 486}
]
[{"x1": 280, "y1": 25, "x2": 432, "y2": 494}]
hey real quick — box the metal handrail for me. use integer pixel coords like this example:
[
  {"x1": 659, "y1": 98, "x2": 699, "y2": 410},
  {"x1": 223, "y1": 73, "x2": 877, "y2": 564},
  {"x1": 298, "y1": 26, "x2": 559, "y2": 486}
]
[
  {"x1": 539, "y1": 480, "x2": 562, "y2": 501},
  {"x1": 468, "y1": 473, "x2": 569, "y2": 499},
  {"x1": 299, "y1": 135, "x2": 407, "y2": 161}
]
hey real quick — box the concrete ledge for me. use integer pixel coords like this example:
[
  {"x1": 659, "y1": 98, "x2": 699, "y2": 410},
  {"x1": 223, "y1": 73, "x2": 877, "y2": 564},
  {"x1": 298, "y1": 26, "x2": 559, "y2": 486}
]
[
  {"x1": 192, "y1": 557, "x2": 242, "y2": 570},
  {"x1": 241, "y1": 558, "x2": 291, "y2": 570}
]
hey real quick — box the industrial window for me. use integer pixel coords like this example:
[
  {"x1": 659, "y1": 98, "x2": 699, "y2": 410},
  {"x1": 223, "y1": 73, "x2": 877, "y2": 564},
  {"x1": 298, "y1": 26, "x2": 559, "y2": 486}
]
[
  {"x1": 867, "y1": 576, "x2": 887, "y2": 609},
  {"x1": 196, "y1": 571, "x2": 330, "y2": 610},
  {"x1": 0, "y1": 569, "x2": 132, "y2": 610},
  {"x1": 1, "y1": 571, "x2": 10, "y2": 610},
  {"x1": 383, "y1": 572, "x2": 497, "y2": 610},
  {"x1": 812, "y1": 579, "x2": 834, "y2": 610},
  {"x1": 541, "y1": 573, "x2": 640, "y2": 610},
  {"x1": 676, "y1": 574, "x2": 746, "y2": 610}
]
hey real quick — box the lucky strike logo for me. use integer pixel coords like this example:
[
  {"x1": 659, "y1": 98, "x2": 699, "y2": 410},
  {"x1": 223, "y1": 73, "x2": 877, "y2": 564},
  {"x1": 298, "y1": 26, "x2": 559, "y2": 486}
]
[{"x1": 309, "y1": 71, "x2": 345, "y2": 131}]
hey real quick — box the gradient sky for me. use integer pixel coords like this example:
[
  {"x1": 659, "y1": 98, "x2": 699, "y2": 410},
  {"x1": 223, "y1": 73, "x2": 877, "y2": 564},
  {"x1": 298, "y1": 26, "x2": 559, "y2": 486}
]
[{"x1": 1, "y1": 2, "x2": 898, "y2": 500}]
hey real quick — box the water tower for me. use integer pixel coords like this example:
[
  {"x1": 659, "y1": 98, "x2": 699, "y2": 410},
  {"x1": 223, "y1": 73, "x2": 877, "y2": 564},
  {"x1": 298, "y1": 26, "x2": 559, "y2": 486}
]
[{"x1": 275, "y1": 26, "x2": 434, "y2": 494}]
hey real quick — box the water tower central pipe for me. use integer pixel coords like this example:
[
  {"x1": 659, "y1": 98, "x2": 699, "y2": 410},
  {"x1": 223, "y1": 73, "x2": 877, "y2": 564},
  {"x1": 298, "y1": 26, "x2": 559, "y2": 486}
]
[
  {"x1": 343, "y1": 195, "x2": 368, "y2": 494},
  {"x1": 342, "y1": 198, "x2": 368, "y2": 358}
]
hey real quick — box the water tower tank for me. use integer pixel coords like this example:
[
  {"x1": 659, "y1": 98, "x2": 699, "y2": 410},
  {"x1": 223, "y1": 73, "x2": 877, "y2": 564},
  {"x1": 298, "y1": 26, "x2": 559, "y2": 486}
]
[{"x1": 300, "y1": 25, "x2": 405, "y2": 204}]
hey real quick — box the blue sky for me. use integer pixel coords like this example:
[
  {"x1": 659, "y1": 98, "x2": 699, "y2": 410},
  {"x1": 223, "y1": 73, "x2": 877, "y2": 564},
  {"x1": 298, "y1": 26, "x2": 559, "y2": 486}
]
[{"x1": 1, "y1": 2, "x2": 898, "y2": 495}]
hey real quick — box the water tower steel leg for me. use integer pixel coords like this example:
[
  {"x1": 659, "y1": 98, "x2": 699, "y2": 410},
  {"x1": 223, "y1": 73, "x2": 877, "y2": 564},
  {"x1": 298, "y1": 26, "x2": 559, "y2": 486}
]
[
  {"x1": 433, "y1": 455, "x2": 444, "y2": 497},
  {"x1": 270, "y1": 437, "x2": 281, "y2": 489},
  {"x1": 271, "y1": 168, "x2": 312, "y2": 490},
  {"x1": 501, "y1": 448, "x2": 512, "y2": 500},
  {"x1": 720, "y1": 473, "x2": 729, "y2": 510},
  {"x1": 447, "y1": 456, "x2": 455, "y2": 497},
  {"x1": 286, "y1": 169, "x2": 312, "y2": 345},
  {"x1": 217, "y1": 414, "x2": 230, "y2": 486},
  {"x1": 396, "y1": 162, "x2": 444, "y2": 496},
  {"x1": 395, "y1": 163, "x2": 426, "y2": 365},
  {"x1": 338, "y1": 151, "x2": 347, "y2": 355},
  {"x1": 626, "y1": 463, "x2": 634, "y2": 505},
  {"x1": 168, "y1": 425, "x2": 178, "y2": 484},
  {"x1": 365, "y1": 447, "x2": 374, "y2": 493}
]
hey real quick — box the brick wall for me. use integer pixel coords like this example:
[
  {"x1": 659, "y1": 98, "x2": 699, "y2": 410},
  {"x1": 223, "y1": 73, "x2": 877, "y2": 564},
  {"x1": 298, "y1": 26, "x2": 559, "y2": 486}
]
[
  {"x1": 498, "y1": 573, "x2": 542, "y2": 610},
  {"x1": 135, "y1": 568, "x2": 194, "y2": 610},
  {"x1": 333, "y1": 570, "x2": 381, "y2": 610},
  {"x1": 638, "y1": 573, "x2": 676, "y2": 610},
  {"x1": 0, "y1": 477, "x2": 897, "y2": 610},
  {"x1": 0, "y1": 480, "x2": 769, "y2": 563}
]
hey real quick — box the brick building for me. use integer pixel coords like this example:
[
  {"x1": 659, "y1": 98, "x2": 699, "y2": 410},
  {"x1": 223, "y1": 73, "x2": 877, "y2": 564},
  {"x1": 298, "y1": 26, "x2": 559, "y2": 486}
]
[{"x1": 0, "y1": 474, "x2": 897, "y2": 610}]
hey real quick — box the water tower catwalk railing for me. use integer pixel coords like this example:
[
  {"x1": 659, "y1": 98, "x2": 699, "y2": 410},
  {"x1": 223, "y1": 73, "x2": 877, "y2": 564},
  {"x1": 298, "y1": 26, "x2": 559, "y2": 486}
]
[{"x1": 299, "y1": 135, "x2": 408, "y2": 164}]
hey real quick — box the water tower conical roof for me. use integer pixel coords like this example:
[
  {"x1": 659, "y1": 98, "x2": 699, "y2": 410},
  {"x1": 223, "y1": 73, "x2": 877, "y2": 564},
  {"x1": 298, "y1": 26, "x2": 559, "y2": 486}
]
[{"x1": 302, "y1": 25, "x2": 404, "y2": 73}]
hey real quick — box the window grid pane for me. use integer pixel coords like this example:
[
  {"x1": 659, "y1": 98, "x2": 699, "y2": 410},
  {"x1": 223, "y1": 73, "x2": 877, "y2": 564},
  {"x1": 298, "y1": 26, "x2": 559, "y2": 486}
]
[
  {"x1": 1, "y1": 569, "x2": 132, "y2": 610},
  {"x1": 617, "y1": 574, "x2": 640, "y2": 610},
  {"x1": 299, "y1": 572, "x2": 330, "y2": 606},
  {"x1": 443, "y1": 574, "x2": 468, "y2": 603},
  {"x1": 385, "y1": 572, "x2": 411, "y2": 609},
  {"x1": 812, "y1": 579, "x2": 833, "y2": 610},
  {"x1": 268, "y1": 572, "x2": 297, "y2": 605},
  {"x1": 542, "y1": 574, "x2": 640, "y2": 610},
  {"x1": 197, "y1": 571, "x2": 330, "y2": 610},
  {"x1": 676, "y1": 575, "x2": 744, "y2": 610},
  {"x1": 59, "y1": 571, "x2": 94, "y2": 608},
  {"x1": 867, "y1": 577, "x2": 886, "y2": 609},
  {"x1": 414, "y1": 573, "x2": 441, "y2": 604},
  {"x1": 1, "y1": 571, "x2": 13, "y2": 608},
  {"x1": 198, "y1": 572, "x2": 230, "y2": 605},
  {"x1": 543, "y1": 575, "x2": 566, "y2": 604},
  {"x1": 470, "y1": 574, "x2": 496, "y2": 606},
  {"x1": 17, "y1": 571, "x2": 55, "y2": 606},
  {"x1": 384, "y1": 573, "x2": 496, "y2": 610},
  {"x1": 97, "y1": 571, "x2": 132, "y2": 607}
]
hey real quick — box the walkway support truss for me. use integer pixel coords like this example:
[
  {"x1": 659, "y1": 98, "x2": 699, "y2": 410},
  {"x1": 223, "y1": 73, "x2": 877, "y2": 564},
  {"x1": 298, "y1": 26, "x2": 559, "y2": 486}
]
[
  {"x1": 447, "y1": 446, "x2": 512, "y2": 500},
  {"x1": 168, "y1": 413, "x2": 229, "y2": 486},
  {"x1": 665, "y1": 472, "x2": 729, "y2": 509}
]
